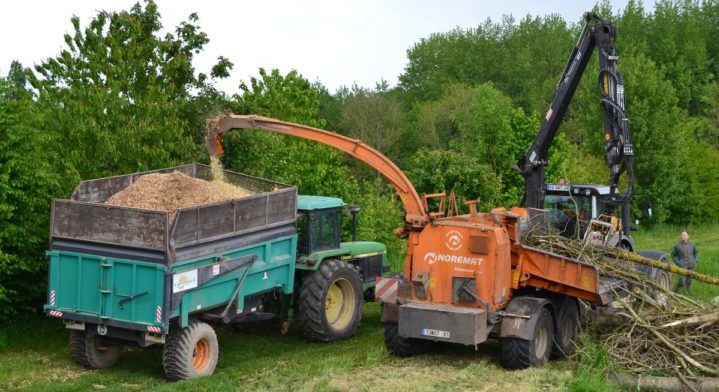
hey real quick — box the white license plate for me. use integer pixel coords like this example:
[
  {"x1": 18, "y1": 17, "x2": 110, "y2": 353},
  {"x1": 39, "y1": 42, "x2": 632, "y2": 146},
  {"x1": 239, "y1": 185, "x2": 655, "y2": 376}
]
[{"x1": 421, "y1": 328, "x2": 450, "y2": 338}]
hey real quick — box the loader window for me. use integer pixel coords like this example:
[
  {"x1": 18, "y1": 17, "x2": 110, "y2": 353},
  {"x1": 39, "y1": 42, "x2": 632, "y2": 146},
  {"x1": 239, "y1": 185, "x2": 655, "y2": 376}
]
[{"x1": 544, "y1": 194, "x2": 592, "y2": 238}]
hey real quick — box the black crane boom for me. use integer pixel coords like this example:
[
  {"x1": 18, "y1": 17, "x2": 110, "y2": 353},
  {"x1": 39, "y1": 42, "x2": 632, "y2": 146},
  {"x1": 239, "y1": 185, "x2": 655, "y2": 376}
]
[{"x1": 516, "y1": 12, "x2": 635, "y2": 234}]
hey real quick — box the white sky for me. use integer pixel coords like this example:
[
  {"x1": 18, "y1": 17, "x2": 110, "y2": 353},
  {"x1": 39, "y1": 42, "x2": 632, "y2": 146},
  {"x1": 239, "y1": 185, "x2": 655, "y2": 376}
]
[{"x1": 0, "y1": 0, "x2": 653, "y2": 93}]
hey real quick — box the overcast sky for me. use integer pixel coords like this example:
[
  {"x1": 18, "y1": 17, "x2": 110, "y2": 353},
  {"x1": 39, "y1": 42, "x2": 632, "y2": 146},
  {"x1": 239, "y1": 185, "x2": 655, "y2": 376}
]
[{"x1": 1, "y1": 1, "x2": 654, "y2": 93}]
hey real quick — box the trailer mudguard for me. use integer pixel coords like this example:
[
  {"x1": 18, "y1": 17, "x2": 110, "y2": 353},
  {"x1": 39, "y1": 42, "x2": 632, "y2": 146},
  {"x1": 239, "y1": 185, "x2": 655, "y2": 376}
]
[{"x1": 499, "y1": 297, "x2": 554, "y2": 340}]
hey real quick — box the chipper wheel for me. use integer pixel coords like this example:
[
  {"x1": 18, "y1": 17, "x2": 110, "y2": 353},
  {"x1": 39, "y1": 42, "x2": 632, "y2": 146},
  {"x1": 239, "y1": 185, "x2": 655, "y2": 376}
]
[
  {"x1": 298, "y1": 259, "x2": 363, "y2": 342},
  {"x1": 70, "y1": 330, "x2": 123, "y2": 369},
  {"x1": 551, "y1": 297, "x2": 580, "y2": 359},
  {"x1": 500, "y1": 308, "x2": 555, "y2": 369},
  {"x1": 383, "y1": 323, "x2": 430, "y2": 357},
  {"x1": 162, "y1": 321, "x2": 219, "y2": 380}
]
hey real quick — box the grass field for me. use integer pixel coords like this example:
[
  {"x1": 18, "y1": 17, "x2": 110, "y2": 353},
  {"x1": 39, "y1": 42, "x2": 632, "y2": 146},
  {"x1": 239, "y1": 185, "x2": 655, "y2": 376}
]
[
  {"x1": 1, "y1": 224, "x2": 716, "y2": 391},
  {"x1": 0, "y1": 304, "x2": 574, "y2": 392}
]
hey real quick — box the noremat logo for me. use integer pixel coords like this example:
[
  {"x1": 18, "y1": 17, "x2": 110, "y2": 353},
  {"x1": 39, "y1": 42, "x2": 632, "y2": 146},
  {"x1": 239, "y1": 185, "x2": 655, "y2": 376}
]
[
  {"x1": 424, "y1": 252, "x2": 483, "y2": 266},
  {"x1": 445, "y1": 230, "x2": 463, "y2": 251}
]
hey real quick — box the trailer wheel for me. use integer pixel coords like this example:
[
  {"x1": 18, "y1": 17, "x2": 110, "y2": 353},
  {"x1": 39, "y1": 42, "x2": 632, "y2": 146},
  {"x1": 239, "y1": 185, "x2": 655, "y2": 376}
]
[
  {"x1": 383, "y1": 323, "x2": 430, "y2": 357},
  {"x1": 69, "y1": 330, "x2": 123, "y2": 369},
  {"x1": 298, "y1": 259, "x2": 363, "y2": 342},
  {"x1": 501, "y1": 308, "x2": 554, "y2": 369},
  {"x1": 162, "y1": 321, "x2": 218, "y2": 380},
  {"x1": 551, "y1": 298, "x2": 579, "y2": 359}
]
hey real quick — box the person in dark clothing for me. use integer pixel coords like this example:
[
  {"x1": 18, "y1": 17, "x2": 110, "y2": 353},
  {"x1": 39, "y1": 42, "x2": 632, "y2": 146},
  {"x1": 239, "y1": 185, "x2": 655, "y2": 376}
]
[{"x1": 671, "y1": 231, "x2": 698, "y2": 293}]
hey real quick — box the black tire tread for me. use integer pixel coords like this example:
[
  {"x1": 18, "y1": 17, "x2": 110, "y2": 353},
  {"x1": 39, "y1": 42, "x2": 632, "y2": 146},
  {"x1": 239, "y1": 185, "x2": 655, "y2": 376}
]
[
  {"x1": 69, "y1": 330, "x2": 122, "y2": 369},
  {"x1": 501, "y1": 308, "x2": 554, "y2": 369},
  {"x1": 383, "y1": 323, "x2": 430, "y2": 357},
  {"x1": 297, "y1": 259, "x2": 362, "y2": 342},
  {"x1": 162, "y1": 320, "x2": 218, "y2": 381},
  {"x1": 501, "y1": 337, "x2": 533, "y2": 369},
  {"x1": 551, "y1": 298, "x2": 580, "y2": 359}
]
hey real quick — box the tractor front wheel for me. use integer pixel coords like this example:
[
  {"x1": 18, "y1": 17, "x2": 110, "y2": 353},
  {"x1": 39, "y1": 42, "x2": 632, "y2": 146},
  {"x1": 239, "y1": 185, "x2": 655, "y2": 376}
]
[
  {"x1": 162, "y1": 321, "x2": 219, "y2": 380},
  {"x1": 69, "y1": 330, "x2": 123, "y2": 369},
  {"x1": 298, "y1": 259, "x2": 363, "y2": 342}
]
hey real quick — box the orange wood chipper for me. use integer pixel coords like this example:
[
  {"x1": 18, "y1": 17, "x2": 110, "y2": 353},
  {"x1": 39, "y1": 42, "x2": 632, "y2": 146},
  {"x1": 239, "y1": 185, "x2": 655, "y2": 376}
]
[
  {"x1": 205, "y1": 12, "x2": 671, "y2": 370},
  {"x1": 206, "y1": 112, "x2": 621, "y2": 369}
]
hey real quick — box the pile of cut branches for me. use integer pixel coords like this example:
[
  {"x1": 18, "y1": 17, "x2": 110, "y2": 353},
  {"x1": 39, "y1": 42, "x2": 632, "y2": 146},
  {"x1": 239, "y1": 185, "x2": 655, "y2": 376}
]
[{"x1": 522, "y1": 230, "x2": 719, "y2": 387}]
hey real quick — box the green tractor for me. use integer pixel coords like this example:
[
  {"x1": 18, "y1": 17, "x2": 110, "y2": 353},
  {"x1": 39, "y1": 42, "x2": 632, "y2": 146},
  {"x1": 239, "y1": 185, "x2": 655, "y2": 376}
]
[{"x1": 294, "y1": 195, "x2": 388, "y2": 341}]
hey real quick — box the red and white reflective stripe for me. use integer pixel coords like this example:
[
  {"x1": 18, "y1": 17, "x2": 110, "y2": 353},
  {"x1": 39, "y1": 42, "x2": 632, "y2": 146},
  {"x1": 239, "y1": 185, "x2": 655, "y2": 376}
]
[
  {"x1": 50, "y1": 290, "x2": 56, "y2": 306},
  {"x1": 375, "y1": 277, "x2": 399, "y2": 303},
  {"x1": 48, "y1": 310, "x2": 63, "y2": 317},
  {"x1": 147, "y1": 326, "x2": 161, "y2": 333},
  {"x1": 156, "y1": 306, "x2": 162, "y2": 322}
]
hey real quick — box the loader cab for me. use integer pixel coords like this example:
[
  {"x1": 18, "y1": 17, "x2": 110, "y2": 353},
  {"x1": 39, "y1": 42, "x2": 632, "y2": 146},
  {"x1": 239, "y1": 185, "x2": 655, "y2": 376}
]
[
  {"x1": 296, "y1": 195, "x2": 345, "y2": 257},
  {"x1": 544, "y1": 183, "x2": 611, "y2": 238}
]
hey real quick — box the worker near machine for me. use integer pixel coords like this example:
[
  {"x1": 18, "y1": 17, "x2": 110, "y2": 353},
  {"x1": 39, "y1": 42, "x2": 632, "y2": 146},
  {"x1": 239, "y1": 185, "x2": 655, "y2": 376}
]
[{"x1": 671, "y1": 231, "x2": 698, "y2": 293}]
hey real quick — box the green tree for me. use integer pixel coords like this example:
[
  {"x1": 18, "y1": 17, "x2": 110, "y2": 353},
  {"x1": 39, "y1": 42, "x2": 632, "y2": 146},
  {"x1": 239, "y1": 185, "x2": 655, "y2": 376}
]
[
  {"x1": 338, "y1": 85, "x2": 404, "y2": 159},
  {"x1": 398, "y1": 14, "x2": 574, "y2": 113},
  {"x1": 406, "y1": 148, "x2": 502, "y2": 212},
  {"x1": 0, "y1": 68, "x2": 77, "y2": 319},
  {"x1": 225, "y1": 68, "x2": 405, "y2": 255},
  {"x1": 224, "y1": 68, "x2": 358, "y2": 198},
  {"x1": 29, "y1": 0, "x2": 231, "y2": 179}
]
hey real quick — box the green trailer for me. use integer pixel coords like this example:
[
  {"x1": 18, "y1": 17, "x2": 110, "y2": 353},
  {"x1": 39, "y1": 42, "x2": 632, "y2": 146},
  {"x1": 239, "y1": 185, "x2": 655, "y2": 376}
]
[{"x1": 44, "y1": 164, "x2": 386, "y2": 380}]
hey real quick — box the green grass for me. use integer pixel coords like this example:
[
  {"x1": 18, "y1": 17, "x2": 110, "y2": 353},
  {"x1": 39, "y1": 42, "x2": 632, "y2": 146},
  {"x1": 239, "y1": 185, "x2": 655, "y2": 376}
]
[
  {"x1": 0, "y1": 304, "x2": 574, "y2": 392},
  {"x1": 633, "y1": 223, "x2": 719, "y2": 301}
]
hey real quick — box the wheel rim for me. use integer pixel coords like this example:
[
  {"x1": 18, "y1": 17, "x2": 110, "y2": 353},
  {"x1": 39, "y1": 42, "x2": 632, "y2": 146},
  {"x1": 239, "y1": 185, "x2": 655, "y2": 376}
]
[
  {"x1": 655, "y1": 272, "x2": 672, "y2": 305},
  {"x1": 192, "y1": 338, "x2": 210, "y2": 372},
  {"x1": 659, "y1": 272, "x2": 672, "y2": 291},
  {"x1": 325, "y1": 278, "x2": 356, "y2": 331},
  {"x1": 535, "y1": 323, "x2": 550, "y2": 359}
]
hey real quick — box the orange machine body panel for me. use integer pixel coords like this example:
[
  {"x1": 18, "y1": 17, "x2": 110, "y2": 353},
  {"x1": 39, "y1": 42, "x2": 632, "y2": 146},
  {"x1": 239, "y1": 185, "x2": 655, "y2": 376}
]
[
  {"x1": 403, "y1": 207, "x2": 606, "y2": 311},
  {"x1": 406, "y1": 216, "x2": 512, "y2": 311}
]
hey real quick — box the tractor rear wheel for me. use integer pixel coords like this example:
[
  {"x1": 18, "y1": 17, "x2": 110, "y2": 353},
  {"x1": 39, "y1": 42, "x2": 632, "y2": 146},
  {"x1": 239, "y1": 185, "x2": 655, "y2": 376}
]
[
  {"x1": 298, "y1": 259, "x2": 363, "y2": 342},
  {"x1": 162, "y1": 321, "x2": 219, "y2": 380},
  {"x1": 551, "y1": 298, "x2": 579, "y2": 359},
  {"x1": 383, "y1": 323, "x2": 430, "y2": 357},
  {"x1": 69, "y1": 330, "x2": 123, "y2": 369},
  {"x1": 501, "y1": 308, "x2": 554, "y2": 369}
]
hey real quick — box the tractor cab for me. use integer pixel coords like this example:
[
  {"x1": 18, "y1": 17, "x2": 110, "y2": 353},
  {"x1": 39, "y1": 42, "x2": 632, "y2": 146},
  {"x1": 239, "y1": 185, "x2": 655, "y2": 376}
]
[
  {"x1": 296, "y1": 195, "x2": 346, "y2": 257},
  {"x1": 295, "y1": 195, "x2": 388, "y2": 292},
  {"x1": 544, "y1": 183, "x2": 612, "y2": 239}
]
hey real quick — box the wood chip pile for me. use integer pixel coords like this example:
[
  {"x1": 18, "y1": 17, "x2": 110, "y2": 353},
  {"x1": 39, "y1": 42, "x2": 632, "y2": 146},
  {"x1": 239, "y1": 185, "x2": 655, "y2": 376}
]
[{"x1": 105, "y1": 172, "x2": 253, "y2": 221}]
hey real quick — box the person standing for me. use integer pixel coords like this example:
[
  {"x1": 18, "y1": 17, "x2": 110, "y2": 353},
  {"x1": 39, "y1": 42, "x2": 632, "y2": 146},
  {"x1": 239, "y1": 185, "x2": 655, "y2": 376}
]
[{"x1": 671, "y1": 231, "x2": 698, "y2": 293}]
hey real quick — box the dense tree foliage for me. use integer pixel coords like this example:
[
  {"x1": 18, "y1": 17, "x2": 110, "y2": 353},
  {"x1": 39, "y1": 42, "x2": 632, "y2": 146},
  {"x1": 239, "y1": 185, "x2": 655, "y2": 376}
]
[
  {"x1": 0, "y1": 68, "x2": 74, "y2": 319},
  {"x1": 398, "y1": 0, "x2": 719, "y2": 224},
  {"x1": 223, "y1": 68, "x2": 405, "y2": 256},
  {"x1": 0, "y1": 1, "x2": 231, "y2": 318},
  {"x1": 29, "y1": 1, "x2": 231, "y2": 179},
  {"x1": 1, "y1": 0, "x2": 719, "y2": 319}
]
